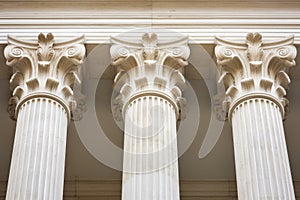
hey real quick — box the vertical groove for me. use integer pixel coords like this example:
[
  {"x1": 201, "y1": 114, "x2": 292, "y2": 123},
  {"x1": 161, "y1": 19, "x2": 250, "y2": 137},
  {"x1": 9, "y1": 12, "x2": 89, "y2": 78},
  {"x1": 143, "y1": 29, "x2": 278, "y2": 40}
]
[
  {"x1": 145, "y1": 97, "x2": 149, "y2": 198},
  {"x1": 232, "y1": 98, "x2": 295, "y2": 199},
  {"x1": 129, "y1": 103, "x2": 133, "y2": 200},
  {"x1": 259, "y1": 100, "x2": 272, "y2": 196},
  {"x1": 139, "y1": 98, "x2": 143, "y2": 200},
  {"x1": 8, "y1": 103, "x2": 25, "y2": 199},
  {"x1": 275, "y1": 105, "x2": 290, "y2": 198},
  {"x1": 247, "y1": 101, "x2": 260, "y2": 198},
  {"x1": 259, "y1": 100, "x2": 269, "y2": 195},
  {"x1": 152, "y1": 97, "x2": 157, "y2": 200},
  {"x1": 158, "y1": 98, "x2": 162, "y2": 200},
  {"x1": 16, "y1": 101, "x2": 32, "y2": 199},
  {"x1": 49, "y1": 102, "x2": 57, "y2": 199},
  {"x1": 172, "y1": 101, "x2": 176, "y2": 200},
  {"x1": 20, "y1": 100, "x2": 33, "y2": 199},
  {"x1": 265, "y1": 101, "x2": 280, "y2": 197},
  {"x1": 233, "y1": 103, "x2": 245, "y2": 198},
  {"x1": 166, "y1": 98, "x2": 172, "y2": 200},
  {"x1": 166, "y1": 101, "x2": 170, "y2": 200},
  {"x1": 37, "y1": 99, "x2": 48, "y2": 199},
  {"x1": 30, "y1": 98, "x2": 42, "y2": 199},
  {"x1": 54, "y1": 104, "x2": 62, "y2": 199},
  {"x1": 45, "y1": 100, "x2": 54, "y2": 199},
  {"x1": 132, "y1": 100, "x2": 137, "y2": 200},
  {"x1": 231, "y1": 108, "x2": 239, "y2": 197},
  {"x1": 254, "y1": 100, "x2": 267, "y2": 196},
  {"x1": 274, "y1": 105, "x2": 288, "y2": 198},
  {"x1": 242, "y1": 102, "x2": 253, "y2": 199},
  {"x1": 275, "y1": 105, "x2": 294, "y2": 198},
  {"x1": 164, "y1": 101, "x2": 168, "y2": 200},
  {"x1": 270, "y1": 103, "x2": 286, "y2": 197}
]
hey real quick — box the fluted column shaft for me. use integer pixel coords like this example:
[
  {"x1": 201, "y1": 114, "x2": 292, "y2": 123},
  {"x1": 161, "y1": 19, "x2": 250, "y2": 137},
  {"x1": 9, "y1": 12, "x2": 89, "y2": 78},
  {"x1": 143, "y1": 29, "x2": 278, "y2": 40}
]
[
  {"x1": 231, "y1": 98, "x2": 294, "y2": 199},
  {"x1": 122, "y1": 96, "x2": 179, "y2": 200},
  {"x1": 6, "y1": 98, "x2": 68, "y2": 200}
]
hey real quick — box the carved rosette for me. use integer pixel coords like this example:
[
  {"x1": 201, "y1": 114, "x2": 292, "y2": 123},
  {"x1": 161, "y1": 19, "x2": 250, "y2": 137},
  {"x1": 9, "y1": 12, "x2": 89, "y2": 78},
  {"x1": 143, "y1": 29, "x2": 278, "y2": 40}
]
[
  {"x1": 4, "y1": 33, "x2": 86, "y2": 121},
  {"x1": 110, "y1": 33, "x2": 190, "y2": 122},
  {"x1": 215, "y1": 32, "x2": 297, "y2": 120}
]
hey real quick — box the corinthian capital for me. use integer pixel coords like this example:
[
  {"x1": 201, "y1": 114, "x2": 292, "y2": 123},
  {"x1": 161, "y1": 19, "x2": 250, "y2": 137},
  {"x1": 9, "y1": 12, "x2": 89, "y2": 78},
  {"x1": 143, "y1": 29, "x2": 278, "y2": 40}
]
[
  {"x1": 4, "y1": 33, "x2": 86, "y2": 121},
  {"x1": 110, "y1": 33, "x2": 190, "y2": 121},
  {"x1": 215, "y1": 33, "x2": 297, "y2": 120}
]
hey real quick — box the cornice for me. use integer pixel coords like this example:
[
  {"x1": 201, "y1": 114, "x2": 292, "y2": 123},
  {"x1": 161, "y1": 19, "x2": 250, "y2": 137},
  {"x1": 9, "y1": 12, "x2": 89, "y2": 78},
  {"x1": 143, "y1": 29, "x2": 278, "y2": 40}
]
[{"x1": 0, "y1": 11, "x2": 300, "y2": 44}]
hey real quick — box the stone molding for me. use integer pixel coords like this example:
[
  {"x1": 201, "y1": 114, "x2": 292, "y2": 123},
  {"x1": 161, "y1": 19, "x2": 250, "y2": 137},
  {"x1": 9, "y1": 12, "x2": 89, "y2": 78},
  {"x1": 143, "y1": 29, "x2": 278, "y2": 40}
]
[
  {"x1": 1, "y1": 0, "x2": 300, "y2": 43},
  {"x1": 215, "y1": 33, "x2": 297, "y2": 121},
  {"x1": 110, "y1": 33, "x2": 190, "y2": 121},
  {"x1": 0, "y1": 12, "x2": 300, "y2": 44},
  {"x1": 4, "y1": 33, "x2": 86, "y2": 121}
]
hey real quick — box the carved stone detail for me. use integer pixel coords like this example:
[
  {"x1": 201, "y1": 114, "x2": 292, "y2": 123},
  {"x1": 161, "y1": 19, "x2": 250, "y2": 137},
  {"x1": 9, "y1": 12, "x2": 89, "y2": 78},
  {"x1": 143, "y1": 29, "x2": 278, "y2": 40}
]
[
  {"x1": 110, "y1": 33, "x2": 190, "y2": 121},
  {"x1": 215, "y1": 33, "x2": 297, "y2": 120},
  {"x1": 4, "y1": 33, "x2": 86, "y2": 120}
]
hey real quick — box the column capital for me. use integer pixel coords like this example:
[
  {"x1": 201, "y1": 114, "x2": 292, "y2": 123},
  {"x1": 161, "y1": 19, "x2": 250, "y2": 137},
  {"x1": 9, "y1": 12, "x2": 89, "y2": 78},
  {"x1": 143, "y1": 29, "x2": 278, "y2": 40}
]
[
  {"x1": 110, "y1": 33, "x2": 190, "y2": 121},
  {"x1": 215, "y1": 32, "x2": 297, "y2": 120},
  {"x1": 4, "y1": 33, "x2": 86, "y2": 121}
]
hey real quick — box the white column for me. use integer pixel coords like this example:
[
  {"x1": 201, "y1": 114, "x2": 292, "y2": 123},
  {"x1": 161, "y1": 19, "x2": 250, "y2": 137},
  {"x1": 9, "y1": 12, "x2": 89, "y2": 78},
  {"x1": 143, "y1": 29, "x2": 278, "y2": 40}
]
[
  {"x1": 215, "y1": 33, "x2": 297, "y2": 199},
  {"x1": 4, "y1": 33, "x2": 85, "y2": 200},
  {"x1": 6, "y1": 98, "x2": 68, "y2": 199},
  {"x1": 231, "y1": 98, "x2": 295, "y2": 199},
  {"x1": 110, "y1": 33, "x2": 190, "y2": 200},
  {"x1": 122, "y1": 96, "x2": 179, "y2": 200}
]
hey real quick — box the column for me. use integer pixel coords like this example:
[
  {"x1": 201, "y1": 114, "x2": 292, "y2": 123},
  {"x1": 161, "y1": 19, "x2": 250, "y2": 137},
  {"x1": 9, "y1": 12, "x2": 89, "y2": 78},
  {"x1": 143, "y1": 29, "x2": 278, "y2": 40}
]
[
  {"x1": 215, "y1": 33, "x2": 297, "y2": 199},
  {"x1": 4, "y1": 33, "x2": 85, "y2": 200},
  {"x1": 110, "y1": 33, "x2": 190, "y2": 200}
]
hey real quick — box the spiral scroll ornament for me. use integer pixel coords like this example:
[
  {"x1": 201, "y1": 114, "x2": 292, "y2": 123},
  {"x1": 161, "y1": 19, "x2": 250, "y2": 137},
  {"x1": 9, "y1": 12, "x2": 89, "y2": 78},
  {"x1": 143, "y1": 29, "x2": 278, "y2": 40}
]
[
  {"x1": 171, "y1": 46, "x2": 190, "y2": 59},
  {"x1": 67, "y1": 47, "x2": 77, "y2": 56},
  {"x1": 223, "y1": 48, "x2": 233, "y2": 57},
  {"x1": 11, "y1": 47, "x2": 23, "y2": 57}
]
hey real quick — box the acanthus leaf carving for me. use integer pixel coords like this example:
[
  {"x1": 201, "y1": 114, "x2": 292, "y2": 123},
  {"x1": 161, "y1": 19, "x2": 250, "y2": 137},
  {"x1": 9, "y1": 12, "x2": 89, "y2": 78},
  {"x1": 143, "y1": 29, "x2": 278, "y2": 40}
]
[
  {"x1": 246, "y1": 32, "x2": 264, "y2": 64},
  {"x1": 4, "y1": 33, "x2": 86, "y2": 121},
  {"x1": 142, "y1": 33, "x2": 158, "y2": 62},
  {"x1": 110, "y1": 33, "x2": 190, "y2": 122},
  {"x1": 37, "y1": 33, "x2": 55, "y2": 67},
  {"x1": 7, "y1": 96, "x2": 19, "y2": 120},
  {"x1": 111, "y1": 33, "x2": 189, "y2": 69},
  {"x1": 215, "y1": 33, "x2": 297, "y2": 120}
]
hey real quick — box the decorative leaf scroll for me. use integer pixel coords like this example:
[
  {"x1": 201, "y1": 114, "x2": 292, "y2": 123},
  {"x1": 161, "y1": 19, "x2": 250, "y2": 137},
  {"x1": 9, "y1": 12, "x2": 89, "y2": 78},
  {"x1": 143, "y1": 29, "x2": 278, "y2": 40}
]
[
  {"x1": 215, "y1": 33, "x2": 297, "y2": 120},
  {"x1": 110, "y1": 33, "x2": 190, "y2": 122},
  {"x1": 111, "y1": 33, "x2": 189, "y2": 69},
  {"x1": 142, "y1": 33, "x2": 158, "y2": 62},
  {"x1": 246, "y1": 32, "x2": 263, "y2": 63},
  {"x1": 37, "y1": 33, "x2": 55, "y2": 66},
  {"x1": 4, "y1": 33, "x2": 86, "y2": 121}
]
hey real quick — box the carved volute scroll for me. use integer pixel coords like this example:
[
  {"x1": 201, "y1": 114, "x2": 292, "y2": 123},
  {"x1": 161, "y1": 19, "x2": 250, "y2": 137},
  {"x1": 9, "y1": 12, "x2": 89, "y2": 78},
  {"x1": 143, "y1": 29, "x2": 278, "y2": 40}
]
[
  {"x1": 215, "y1": 33, "x2": 297, "y2": 120},
  {"x1": 110, "y1": 33, "x2": 190, "y2": 121},
  {"x1": 4, "y1": 33, "x2": 86, "y2": 121}
]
